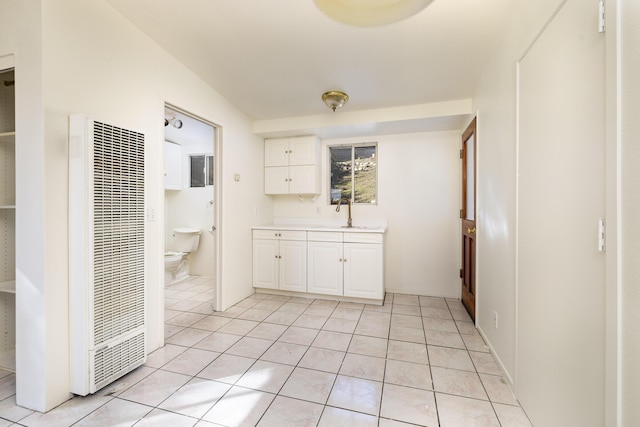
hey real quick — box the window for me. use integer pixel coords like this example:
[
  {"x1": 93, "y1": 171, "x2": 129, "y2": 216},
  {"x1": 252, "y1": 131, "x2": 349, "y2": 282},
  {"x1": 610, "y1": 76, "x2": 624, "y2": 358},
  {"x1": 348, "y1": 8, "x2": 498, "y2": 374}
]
[
  {"x1": 190, "y1": 154, "x2": 214, "y2": 187},
  {"x1": 329, "y1": 144, "x2": 377, "y2": 204}
]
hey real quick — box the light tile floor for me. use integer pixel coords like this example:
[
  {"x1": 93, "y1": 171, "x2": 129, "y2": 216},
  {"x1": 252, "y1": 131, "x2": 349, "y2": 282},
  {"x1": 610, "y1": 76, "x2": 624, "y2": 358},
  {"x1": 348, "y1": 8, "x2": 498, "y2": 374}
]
[{"x1": 0, "y1": 276, "x2": 533, "y2": 426}]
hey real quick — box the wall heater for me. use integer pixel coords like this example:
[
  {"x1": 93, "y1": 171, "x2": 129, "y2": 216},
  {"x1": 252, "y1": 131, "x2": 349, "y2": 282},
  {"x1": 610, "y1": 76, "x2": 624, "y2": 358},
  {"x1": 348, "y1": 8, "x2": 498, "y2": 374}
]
[{"x1": 69, "y1": 114, "x2": 146, "y2": 395}]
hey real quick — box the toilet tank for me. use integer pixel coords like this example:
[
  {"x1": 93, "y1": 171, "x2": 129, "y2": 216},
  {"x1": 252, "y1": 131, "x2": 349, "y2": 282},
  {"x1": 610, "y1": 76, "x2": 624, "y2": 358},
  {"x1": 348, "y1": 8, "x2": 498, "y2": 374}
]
[{"x1": 173, "y1": 227, "x2": 201, "y2": 252}]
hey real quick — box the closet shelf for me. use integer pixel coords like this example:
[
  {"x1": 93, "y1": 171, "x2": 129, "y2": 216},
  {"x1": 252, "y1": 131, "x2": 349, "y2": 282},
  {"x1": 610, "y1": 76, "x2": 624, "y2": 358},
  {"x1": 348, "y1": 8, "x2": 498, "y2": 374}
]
[
  {"x1": 0, "y1": 132, "x2": 15, "y2": 144},
  {"x1": 0, "y1": 281, "x2": 15, "y2": 294}
]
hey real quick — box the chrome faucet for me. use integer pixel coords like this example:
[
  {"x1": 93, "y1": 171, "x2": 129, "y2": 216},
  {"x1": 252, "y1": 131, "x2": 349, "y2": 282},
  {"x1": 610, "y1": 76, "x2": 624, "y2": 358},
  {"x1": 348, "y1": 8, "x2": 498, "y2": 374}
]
[{"x1": 336, "y1": 198, "x2": 352, "y2": 228}]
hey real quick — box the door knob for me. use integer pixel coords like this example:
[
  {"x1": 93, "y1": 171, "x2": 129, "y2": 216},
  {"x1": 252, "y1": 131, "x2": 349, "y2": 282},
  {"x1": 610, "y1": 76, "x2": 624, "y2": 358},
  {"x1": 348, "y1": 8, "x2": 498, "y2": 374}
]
[{"x1": 467, "y1": 227, "x2": 476, "y2": 234}]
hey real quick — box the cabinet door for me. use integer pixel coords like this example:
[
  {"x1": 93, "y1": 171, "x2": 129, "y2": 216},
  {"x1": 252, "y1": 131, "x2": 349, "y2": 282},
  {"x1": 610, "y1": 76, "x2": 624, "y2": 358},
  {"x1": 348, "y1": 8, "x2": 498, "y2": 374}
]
[
  {"x1": 264, "y1": 138, "x2": 290, "y2": 167},
  {"x1": 279, "y1": 240, "x2": 307, "y2": 292},
  {"x1": 289, "y1": 136, "x2": 316, "y2": 165},
  {"x1": 264, "y1": 166, "x2": 289, "y2": 194},
  {"x1": 308, "y1": 241, "x2": 343, "y2": 295},
  {"x1": 253, "y1": 239, "x2": 279, "y2": 289},
  {"x1": 164, "y1": 141, "x2": 182, "y2": 190},
  {"x1": 288, "y1": 165, "x2": 318, "y2": 194},
  {"x1": 343, "y1": 243, "x2": 383, "y2": 299}
]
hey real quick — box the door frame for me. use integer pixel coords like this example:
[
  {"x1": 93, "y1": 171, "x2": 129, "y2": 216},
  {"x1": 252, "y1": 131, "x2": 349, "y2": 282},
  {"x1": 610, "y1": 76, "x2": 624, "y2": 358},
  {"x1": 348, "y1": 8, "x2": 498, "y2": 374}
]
[
  {"x1": 461, "y1": 117, "x2": 477, "y2": 321},
  {"x1": 162, "y1": 103, "x2": 224, "y2": 313}
]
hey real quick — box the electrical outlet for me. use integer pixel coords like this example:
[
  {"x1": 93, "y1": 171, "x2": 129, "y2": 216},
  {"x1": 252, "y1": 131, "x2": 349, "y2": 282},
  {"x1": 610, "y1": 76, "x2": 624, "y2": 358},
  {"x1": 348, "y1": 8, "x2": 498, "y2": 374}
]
[
  {"x1": 493, "y1": 311, "x2": 499, "y2": 329},
  {"x1": 146, "y1": 208, "x2": 156, "y2": 222}
]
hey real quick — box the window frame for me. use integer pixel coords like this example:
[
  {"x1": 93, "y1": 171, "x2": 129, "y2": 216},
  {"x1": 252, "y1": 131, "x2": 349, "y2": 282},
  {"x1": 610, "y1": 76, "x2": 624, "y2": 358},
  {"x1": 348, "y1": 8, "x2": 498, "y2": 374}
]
[
  {"x1": 189, "y1": 153, "x2": 214, "y2": 188},
  {"x1": 327, "y1": 142, "x2": 378, "y2": 205}
]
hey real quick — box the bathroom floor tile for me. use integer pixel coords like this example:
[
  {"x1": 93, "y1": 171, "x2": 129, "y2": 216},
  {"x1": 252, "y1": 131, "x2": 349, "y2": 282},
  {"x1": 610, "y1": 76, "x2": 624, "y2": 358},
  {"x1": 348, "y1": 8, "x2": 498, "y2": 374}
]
[
  {"x1": 431, "y1": 366, "x2": 488, "y2": 400},
  {"x1": 387, "y1": 340, "x2": 428, "y2": 364},
  {"x1": 384, "y1": 359, "x2": 432, "y2": 390},
  {"x1": 279, "y1": 367, "x2": 336, "y2": 404},
  {"x1": 259, "y1": 342, "x2": 308, "y2": 365},
  {"x1": 339, "y1": 353, "x2": 386, "y2": 382},
  {"x1": 436, "y1": 393, "x2": 500, "y2": 427},
  {"x1": 277, "y1": 326, "x2": 319, "y2": 346},
  {"x1": 428, "y1": 345, "x2": 475, "y2": 371},
  {"x1": 6, "y1": 288, "x2": 530, "y2": 427},
  {"x1": 298, "y1": 347, "x2": 346, "y2": 373},
  {"x1": 327, "y1": 375, "x2": 382, "y2": 416},
  {"x1": 380, "y1": 384, "x2": 438, "y2": 427},
  {"x1": 347, "y1": 334, "x2": 388, "y2": 358},
  {"x1": 257, "y1": 395, "x2": 324, "y2": 427},
  {"x1": 66, "y1": 398, "x2": 151, "y2": 427},
  {"x1": 202, "y1": 386, "x2": 275, "y2": 426},
  {"x1": 317, "y1": 406, "x2": 378, "y2": 427},
  {"x1": 119, "y1": 369, "x2": 191, "y2": 407},
  {"x1": 236, "y1": 360, "x2": 294, "y2": 393},
  {"x1": 197, "y1": 354, "x2": 256, "y2": 384},
  {"x1": 161, "y1": 347, "x2": 220, "y2": 376},
  {"x1": 158, "y1": 377, "x2": 230, "y2": 418},
  {"x1": 311, "y1": 330, "x2": 353, "y2": 352}
]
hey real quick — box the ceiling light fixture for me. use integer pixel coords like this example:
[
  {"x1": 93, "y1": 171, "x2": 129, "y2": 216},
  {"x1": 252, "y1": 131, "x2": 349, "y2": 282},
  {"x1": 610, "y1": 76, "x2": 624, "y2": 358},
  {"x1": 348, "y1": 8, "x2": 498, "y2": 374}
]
[
  {"x1": 322, "y1": 90, "x2": 349, "y2": 112},
  {"x1": 313, "y1": 0, "x2": 434, "y2": 27}
]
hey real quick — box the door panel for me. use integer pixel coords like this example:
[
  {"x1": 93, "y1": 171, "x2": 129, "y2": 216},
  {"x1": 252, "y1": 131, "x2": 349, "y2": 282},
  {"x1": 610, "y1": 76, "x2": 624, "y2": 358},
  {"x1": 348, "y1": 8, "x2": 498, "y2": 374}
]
[
  {"x1": 461, "y1": 119, "x2": 477, "y2": 320},
  {"x1": 517, "y1": 1, "x2": 605, "y2": 425}
]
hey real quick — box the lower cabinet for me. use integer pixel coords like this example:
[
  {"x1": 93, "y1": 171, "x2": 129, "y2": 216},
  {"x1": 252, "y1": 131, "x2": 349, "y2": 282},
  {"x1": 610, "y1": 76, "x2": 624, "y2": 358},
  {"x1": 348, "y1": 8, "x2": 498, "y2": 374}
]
[
  {"x1": 307, "y1": 241, "x2": 344, "y2": 295},
  {"x1": 252, "y1": 230, "x2": 307, "y2": 292},
  {"x1": 307, "y1": 231, "x2": 384, "y2": 300},
  {"x1": 343, "y1": 242, "x2": 383, "y2": 299},
  {"x1": 253, "y1": 228, "x2": 385, "y2": 301}
]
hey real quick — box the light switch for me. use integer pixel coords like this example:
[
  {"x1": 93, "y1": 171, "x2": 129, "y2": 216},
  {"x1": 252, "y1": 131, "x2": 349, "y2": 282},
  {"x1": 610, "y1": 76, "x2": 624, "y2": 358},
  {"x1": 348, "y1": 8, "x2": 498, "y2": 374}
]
[{"x1": 234, "y1": 173, "x2": 240, "y2": 182}]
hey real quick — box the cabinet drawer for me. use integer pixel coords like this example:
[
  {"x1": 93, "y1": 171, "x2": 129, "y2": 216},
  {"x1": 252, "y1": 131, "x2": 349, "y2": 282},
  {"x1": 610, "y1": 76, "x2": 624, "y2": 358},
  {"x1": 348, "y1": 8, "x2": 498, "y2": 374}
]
[
  {"x1": 253, "y1": 229, "x2": 307, "y2": 241},
  {"x1": 307, "y1": 231, "x2": 343, "y2": 242},
  {"x1": 343, "y1": 232, "x2": 383, "y2": 244}
]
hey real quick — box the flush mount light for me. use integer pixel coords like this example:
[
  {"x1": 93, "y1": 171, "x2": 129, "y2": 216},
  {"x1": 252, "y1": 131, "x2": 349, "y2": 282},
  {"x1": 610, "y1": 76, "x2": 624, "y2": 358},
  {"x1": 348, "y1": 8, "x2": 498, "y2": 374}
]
[
  {"x1": 322, "y1": 90, "x2": 349, "y2": 112},
  {"x1": 313, "y1": 0, "x2": 434, "y2": 27}
]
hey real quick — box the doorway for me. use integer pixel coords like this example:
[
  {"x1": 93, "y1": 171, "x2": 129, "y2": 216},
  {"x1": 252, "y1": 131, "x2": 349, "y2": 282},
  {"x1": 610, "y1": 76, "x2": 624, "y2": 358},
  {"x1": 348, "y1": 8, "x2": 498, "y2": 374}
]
[
  {"x1": 163, "y1": 105, "x2": 221, "y2": 312},
  {"x1": 461, "y1": 118, "x2": 477, "y2": 321}
]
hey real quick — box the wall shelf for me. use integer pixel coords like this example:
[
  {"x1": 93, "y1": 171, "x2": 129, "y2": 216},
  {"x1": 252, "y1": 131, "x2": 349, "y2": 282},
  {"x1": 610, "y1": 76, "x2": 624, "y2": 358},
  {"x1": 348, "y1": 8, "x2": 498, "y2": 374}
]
[
  {"x1": 0, "y1": 132, "x2": 15, "y2": 144},
  {"x1": 0, "y1": 280, "x2": 15, "y2": 294}
]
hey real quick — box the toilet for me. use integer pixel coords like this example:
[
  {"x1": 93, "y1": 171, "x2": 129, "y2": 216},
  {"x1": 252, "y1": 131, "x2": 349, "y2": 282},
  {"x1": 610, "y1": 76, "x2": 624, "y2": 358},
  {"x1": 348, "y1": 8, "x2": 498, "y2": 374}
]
[{"x1": 164, "y1": 227, "x2": 201, "y2": 285}]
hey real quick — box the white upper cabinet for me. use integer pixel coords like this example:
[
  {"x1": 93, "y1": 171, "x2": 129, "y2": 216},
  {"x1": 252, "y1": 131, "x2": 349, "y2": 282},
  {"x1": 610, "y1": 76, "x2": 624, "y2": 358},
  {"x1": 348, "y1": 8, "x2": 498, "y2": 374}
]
[
  {"x1": 164, "y1": 141, "x2": 182, "y2": 190},
  {"x1": 264, "y1": 136, "x2": 320, "y2": 195}
]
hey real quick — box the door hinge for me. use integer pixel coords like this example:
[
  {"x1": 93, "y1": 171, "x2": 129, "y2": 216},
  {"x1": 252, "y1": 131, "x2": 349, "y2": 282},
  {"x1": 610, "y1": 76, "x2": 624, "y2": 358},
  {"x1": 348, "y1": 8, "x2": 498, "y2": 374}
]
[
  {"x1": 459, "y1": 209, "x2": 464, "y2": 219},
  {"x1": 598, "y1": 0, "x2": 605, "y2": 33},
  {"x1": 459, "y1": 268, "x2": 463, "y2": 278},
  {"x1": 459, "y1": 149, "x2": 464, "y2": 159},
  {"x1": 598, "y1": 218, "x2": 606, "y2": 252}
]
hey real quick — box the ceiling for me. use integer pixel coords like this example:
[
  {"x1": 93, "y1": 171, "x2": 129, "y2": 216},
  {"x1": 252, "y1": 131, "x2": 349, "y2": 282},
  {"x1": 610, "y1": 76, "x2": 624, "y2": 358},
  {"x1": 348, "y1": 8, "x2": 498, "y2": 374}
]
[{"x1": 106, "y1": 0, "x2": 512, "y2": 133}]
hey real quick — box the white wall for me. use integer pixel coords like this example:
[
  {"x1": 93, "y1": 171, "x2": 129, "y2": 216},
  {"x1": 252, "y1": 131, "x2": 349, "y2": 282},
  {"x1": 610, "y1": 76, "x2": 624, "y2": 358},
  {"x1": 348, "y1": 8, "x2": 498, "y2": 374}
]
[
  {"x1": 472, "y1": 0, "x2": 572, "y2": 383},
  {"x1": 0, "y1": 0, "x2": 271, "y2": 412},
  {"x1": 622, "y1": 0, "x2": 640, "y2": 424},
  {"x1": 271, "y1": 131, "x2": 461, "y2": 298},
  {"x1": 473, "y1": 0, "x2": 626, "y2": 426}
]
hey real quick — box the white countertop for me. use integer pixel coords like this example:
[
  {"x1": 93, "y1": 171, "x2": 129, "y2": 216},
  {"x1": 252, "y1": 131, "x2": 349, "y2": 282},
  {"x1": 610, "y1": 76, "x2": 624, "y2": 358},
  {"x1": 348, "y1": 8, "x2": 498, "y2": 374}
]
[{"x1": 253, "y1": 223, "x2": 387, "y2": 233}]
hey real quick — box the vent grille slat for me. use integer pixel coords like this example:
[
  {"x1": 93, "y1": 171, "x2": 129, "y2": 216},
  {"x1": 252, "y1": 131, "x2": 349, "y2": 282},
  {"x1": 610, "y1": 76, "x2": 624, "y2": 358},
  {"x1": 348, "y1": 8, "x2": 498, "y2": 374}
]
[
  {"x1": 94, "y1": 332, "x2": 145, "y2": 387},
  {"x1": 92, "y1": 121, "x2": 145, "y2": 347}
]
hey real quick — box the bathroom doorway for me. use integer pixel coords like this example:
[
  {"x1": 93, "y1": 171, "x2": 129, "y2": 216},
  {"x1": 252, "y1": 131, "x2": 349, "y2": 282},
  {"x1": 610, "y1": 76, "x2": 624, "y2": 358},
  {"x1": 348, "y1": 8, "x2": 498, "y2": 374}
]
[{"x1": 163, "y1": 104, "x2": 221, "y2": 312}]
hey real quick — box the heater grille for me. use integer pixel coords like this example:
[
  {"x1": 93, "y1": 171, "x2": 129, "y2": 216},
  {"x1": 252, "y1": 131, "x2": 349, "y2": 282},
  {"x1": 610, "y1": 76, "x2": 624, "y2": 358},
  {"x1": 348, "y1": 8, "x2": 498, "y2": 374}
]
[
  {"x1": 92, "y1": 122, "x2": 145, "y2": 346},
  {"x1": 93, "y1": 330, "x2": 145, "y2": 388},
  {"x1": 69, "y1": 115, "x2": 147, "y2": 395}
]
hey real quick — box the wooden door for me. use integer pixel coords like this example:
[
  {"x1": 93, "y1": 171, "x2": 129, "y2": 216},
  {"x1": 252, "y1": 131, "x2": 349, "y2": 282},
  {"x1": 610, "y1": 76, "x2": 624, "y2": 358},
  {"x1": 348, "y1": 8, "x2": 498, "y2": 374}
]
[{"x1": 461, "y1": 118, "x2": 477, "y2": 321}]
